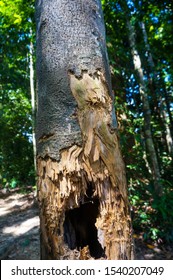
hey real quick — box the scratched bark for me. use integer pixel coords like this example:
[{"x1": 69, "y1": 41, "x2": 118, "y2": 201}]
[{"x1": 36, "y1": 0, "x2": 134, "y2": 260}]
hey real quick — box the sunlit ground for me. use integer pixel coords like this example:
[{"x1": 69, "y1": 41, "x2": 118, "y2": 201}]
[{"x1": 2, "y1": 216, "x2": 39, "y2": 236}]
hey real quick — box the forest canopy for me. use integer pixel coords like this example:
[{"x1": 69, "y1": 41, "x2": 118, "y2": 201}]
[{"x1": 0, "y1": 0, "x2": 173, "y2": 244}]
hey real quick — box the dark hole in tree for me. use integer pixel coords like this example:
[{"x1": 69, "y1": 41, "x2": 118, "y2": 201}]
[{"x1": 63, "y1": 186, "x2": 105, "y2": 259}]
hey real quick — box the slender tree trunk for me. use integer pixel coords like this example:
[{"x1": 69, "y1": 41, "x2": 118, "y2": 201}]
[
  {"x1": 139, "y1": 22, "x2": 155, "y2": 69},
  {"x1": 29, "y1": 33, "x2": 36, "y2": 171},
  {"x1": 164, "y1": 88, "x2": 173, "y2": 130},
  {"x1": 127, "y1": 19, "x2": 162, "y2": 195},
  {"x1": 161, "y1": 74, "x2": 173, "y2": 138},
  {"x1": 36, "y1": 0, "x2": 134, "y2": 260},
  {"x1": 160, "y1": 101, "x2": 173, "y2": 157},
  {"x1": 140, "y1": 22, "x2": 173, "y2": 157}
]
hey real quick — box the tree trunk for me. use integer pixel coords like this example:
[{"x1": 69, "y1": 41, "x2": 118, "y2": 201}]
[
  {"x1": 36, "y1": 0, "x2": 134, "y2": 260},
  {"x1": 127, "y1": 19, "x2": 162, "y2": 195},
  {"x1": 161, "y1": 74, "x2": 173, "y2": 142},
  {"x1": 29, "y1": 32, "x2": 37, "y2": 171},
  {"x1": 160, "y1": 101, "x2": 173, "y2": 157},
  {"x1": 140, "y1": 22, "x2": 173, "y2": 157}
]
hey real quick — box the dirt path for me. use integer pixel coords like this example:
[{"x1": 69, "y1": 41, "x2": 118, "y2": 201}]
[{"x1": 0, "y1": 191, "x2": 40, "y2": 260}]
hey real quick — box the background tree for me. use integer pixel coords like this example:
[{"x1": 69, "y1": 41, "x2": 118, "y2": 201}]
[{"x1": 36, "y1": 0, "x2": 134, "y2": 260}]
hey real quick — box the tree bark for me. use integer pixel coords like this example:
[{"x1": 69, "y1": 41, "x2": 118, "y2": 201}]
[
  {"x1": 29, "y1": 32, "x2": 37, "y2": 171},
  {"x1": 160, "y1": 100, "x2": 173, "y2": 157},
  {"x1": 36, "y1": 0, "x2": 134, "y2": 260}
]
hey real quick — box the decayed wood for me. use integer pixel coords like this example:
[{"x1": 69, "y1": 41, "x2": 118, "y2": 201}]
[
  {"x1": 37, "y1": 71, "x2": 134, "y2": 260},
  {"x1": 36, "y1": 0, "x2": 134, "y2": 260}
]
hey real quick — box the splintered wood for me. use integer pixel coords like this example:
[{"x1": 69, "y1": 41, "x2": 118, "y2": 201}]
[{"x1": 37, "y1": 71, "x2": 134, "y2": 260}]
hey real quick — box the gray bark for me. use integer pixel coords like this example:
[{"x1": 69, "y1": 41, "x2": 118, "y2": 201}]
[
  {"x1": 36, "y1": 0, "x2": 116, "y2": 160},
  {"x1": 160, "y1": 101, "x2": 173, "y2": 156}
]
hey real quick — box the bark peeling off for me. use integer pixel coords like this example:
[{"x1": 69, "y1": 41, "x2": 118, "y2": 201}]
[
  {"x1": 70, "y1": 72, "x2": 128, "y2": 200},
  {"x1": 37, "y1": 71, "x2": 134, "y2": 260}
]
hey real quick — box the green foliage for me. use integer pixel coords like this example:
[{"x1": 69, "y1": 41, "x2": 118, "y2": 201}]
[
  {"x1": 129, "y1": 179, "x2": 173, "y2": 242},
  {"x1": 0, "y1": 0, "x2": 35, "y2": 187},
  {"x1": 151, "y1": 182, "x2": 173, "y2": 242},
  {"x1": 0, "y1": 0, "x2": 35, "y2": 29}
]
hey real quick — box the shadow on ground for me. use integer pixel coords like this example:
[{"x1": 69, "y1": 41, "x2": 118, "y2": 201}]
[{"x1": 0, "y1": 191, "x2": 40, "y2": 260}]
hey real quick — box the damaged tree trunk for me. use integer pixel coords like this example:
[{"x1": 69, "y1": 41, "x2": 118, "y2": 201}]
[{"x1": 36, "y1": 0, "x2": 134, "y2": 260}]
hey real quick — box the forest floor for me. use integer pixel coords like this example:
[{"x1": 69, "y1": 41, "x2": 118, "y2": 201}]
[{"x1": 0, "y1": 189, "x2": 173, "y2": 260}]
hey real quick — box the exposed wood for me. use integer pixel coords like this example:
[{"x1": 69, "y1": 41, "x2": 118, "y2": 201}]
[{"x1": 37, "y1": 71, "x2": 134, "y2": 260}]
